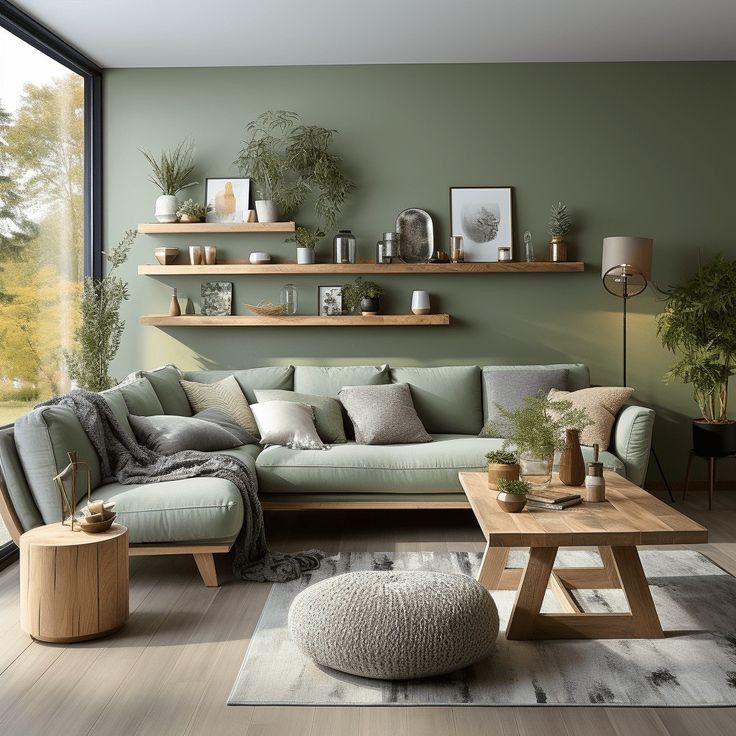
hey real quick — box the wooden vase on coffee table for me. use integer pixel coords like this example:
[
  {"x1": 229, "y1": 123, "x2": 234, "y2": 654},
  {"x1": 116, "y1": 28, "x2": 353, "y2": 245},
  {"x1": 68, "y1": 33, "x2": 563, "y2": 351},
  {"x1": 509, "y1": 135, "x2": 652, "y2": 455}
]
[
  {"x1": 487, "y1": 463, "x2": 520, "y2": 491},
  {"x1": 559, "y1": 428, "x2": 585, "y2": 486}
]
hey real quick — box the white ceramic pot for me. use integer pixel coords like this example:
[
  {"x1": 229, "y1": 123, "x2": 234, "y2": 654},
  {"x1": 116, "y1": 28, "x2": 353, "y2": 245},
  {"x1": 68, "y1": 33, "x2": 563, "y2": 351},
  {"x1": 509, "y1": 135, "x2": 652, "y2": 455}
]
[
  {"x1": 255, "y1": 200, "x2": 278, "y2": 223},
  {"x1": 297, "y1": 247, "x2": 315, "y2": 265},
  {"x1": 249, "y1": 251, "x2": 271, "y2": 264},
  {"x1": 154, "y1": 194, "x2": 178, "y2": 223},
  {"x1": 411, "y1": 290, "x2": 431, "y2": 315}
]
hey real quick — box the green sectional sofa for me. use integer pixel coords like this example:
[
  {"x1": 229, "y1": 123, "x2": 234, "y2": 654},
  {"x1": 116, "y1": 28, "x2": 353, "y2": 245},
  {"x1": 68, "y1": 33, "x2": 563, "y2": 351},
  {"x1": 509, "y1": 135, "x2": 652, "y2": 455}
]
[{"x1": 0, "y1": 363, "x2": 655, "y2": 586}]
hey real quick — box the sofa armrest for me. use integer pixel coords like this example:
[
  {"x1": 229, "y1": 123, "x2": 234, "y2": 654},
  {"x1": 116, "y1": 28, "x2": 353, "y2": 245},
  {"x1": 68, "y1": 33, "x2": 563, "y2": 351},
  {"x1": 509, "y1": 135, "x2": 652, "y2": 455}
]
[{"x1": 610, "y1": 405, "x2": 655, "y2": 487}]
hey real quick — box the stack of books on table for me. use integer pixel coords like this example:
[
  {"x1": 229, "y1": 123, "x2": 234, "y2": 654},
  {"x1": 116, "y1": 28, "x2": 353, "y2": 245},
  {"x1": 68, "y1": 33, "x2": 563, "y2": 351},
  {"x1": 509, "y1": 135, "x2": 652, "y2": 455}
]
[{"x1": 526, "y1": 490, "x2": 582, "y2": 511}]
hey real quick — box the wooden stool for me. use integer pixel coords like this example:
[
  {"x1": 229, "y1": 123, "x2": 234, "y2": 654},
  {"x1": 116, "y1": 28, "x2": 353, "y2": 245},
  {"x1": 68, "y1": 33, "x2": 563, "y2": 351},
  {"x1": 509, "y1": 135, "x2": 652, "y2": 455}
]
[
  {"x1": 683, "y1": 450, "x2": 736, "y2": 510},
  {"x1": 20, "y1": 522, "x2": 129, "y2": 642}
]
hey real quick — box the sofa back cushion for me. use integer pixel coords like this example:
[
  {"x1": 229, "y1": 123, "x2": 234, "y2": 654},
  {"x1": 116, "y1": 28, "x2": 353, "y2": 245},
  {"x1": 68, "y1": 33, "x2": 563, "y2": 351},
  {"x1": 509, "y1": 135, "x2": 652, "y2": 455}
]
[
  {"x1": 293, "y1": 364, "x2": 390, "y2": 398},
  {"x1": 100, "y1": 387, "x2": 134, "y2": 436},
  {"x1": 133, "y1": 365, "x2": 192, "y2": 416},
  {"x1": 0, "y1": 428, "x2": 43, "y2": 534},
  {"x1": 180, "y1": 366, "x2": 294, "y2": 404},
  {"x1": 14, "y1": 407, "x2": 102, "y2": 524},
  {"x1": 390, "y1": 366, "x2": 482, "y2": 434},
  {"x1": 118, "y1": 377, "x2": 164, "y2": 416},
  {"x1": 481, "y1": 363, "x2": 590, "y2": 424}
]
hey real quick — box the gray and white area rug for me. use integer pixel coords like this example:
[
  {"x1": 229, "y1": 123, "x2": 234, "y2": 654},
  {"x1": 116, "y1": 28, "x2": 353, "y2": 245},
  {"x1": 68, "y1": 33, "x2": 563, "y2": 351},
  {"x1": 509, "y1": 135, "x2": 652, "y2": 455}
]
[{"x1": 229, "y1": 550, "x2": 736, "y2": 707}]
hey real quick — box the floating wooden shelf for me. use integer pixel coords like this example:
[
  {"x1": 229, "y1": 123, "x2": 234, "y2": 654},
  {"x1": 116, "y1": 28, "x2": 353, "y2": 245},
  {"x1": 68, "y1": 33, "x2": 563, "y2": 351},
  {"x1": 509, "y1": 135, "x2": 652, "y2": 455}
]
[
  {"x1": 139, "y1": 314, "x2": 450, "y2": 327},
  {"x1": 137, "y1": 222, "x2": 296, "y2": 234},
  {"x1": 138, "y1": 261, "x2": 584, "y2": 276}
]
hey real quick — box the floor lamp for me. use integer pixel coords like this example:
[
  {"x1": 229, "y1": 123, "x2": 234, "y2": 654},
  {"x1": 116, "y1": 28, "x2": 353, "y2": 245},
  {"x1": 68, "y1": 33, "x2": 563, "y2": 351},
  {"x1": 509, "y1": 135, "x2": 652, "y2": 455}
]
[{"x1": 601, "y1": 236, "x2": 674, "y2": 502}]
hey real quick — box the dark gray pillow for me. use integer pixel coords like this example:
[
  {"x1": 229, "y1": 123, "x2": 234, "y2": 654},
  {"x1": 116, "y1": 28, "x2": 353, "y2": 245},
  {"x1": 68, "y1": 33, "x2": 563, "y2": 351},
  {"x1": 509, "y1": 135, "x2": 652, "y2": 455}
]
[
  {"x1": 338, "y1": 383, "x2": 432, "y2": 445},
  {"x1": 481, "y1": 367, "x2": 569, "y2": 437},
  {"x1": 129, "y1": 409, "x2": 257, "y2": 454}
]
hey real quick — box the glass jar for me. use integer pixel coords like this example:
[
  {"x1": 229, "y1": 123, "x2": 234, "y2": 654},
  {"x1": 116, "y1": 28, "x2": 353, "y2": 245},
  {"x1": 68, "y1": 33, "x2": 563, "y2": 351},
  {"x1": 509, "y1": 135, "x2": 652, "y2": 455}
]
[
  {"x1": 333, "y1": 230, "x2": 356, "y2": 264},
  {"x1": 279, "y1": 283, "x2": 297, "y2": 315},
  {"x1": 519, "y1": 453, "x2": 553, "y2": 487}
]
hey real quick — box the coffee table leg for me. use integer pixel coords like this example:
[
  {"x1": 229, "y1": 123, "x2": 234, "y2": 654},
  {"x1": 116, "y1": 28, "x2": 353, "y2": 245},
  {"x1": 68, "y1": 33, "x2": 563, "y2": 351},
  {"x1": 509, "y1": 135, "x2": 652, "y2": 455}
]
[
  {"x1": 506, "y1": 546, "x2": 557, "y2": 640},
  {"x1": 477, "y1": 544, "x2": 509, "y2": 590}
]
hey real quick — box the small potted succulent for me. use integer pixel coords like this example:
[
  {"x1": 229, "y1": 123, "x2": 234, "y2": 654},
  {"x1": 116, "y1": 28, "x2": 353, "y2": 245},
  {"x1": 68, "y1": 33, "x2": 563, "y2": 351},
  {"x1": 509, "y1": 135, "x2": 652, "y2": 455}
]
[
  {"x1": 548, "y1": 201, "x2": 572, "y2": 262},
  {"x1": 485, "y1": 449, "x2": 520, "y2": 491},
  {"x1": 341, "y1": 277, "x2": 385, "y2": 315},
  {"x1": 496, "y1": 478, "x2": 531, "y2": 513},
  {"x1": 285, "y1": 226, "x2": 325, "y2": 265},
  {"x1": 176, "y1": 199, "x2": 207, "y2": 223}
]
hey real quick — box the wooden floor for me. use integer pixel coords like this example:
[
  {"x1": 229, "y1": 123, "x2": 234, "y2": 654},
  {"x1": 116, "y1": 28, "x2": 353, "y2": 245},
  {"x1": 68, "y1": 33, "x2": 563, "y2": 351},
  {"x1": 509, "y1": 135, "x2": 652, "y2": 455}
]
[{"x1": 0, "y1": 490, "x2": 734, "y2": 736}]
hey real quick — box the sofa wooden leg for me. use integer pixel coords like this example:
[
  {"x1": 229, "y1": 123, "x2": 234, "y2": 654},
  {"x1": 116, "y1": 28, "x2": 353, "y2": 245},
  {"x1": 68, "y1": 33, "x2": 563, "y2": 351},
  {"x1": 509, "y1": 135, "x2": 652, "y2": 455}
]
[{"x1": 193, "y1": 553, "x2": 219, "y2": 587}]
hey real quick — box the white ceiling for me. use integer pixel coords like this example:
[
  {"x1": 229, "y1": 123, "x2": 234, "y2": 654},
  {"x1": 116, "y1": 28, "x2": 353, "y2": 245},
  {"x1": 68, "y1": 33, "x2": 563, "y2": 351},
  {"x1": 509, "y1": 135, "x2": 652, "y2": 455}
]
[{"x1": 12, "y1": 0, "x2": 736, "y2": 68}]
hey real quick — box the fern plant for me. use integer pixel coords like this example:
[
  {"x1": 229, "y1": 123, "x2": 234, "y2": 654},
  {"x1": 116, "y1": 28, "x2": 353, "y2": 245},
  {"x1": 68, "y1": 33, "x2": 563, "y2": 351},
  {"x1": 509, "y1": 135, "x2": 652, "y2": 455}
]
[
  {"x1": 286, "y1": 226, "x2": 325, "y2": 249},
  {"x1": 140, "y1": 138, "x2": 197, "y2": 195},
  {"x1": 548, "y1": 201, "x2": 572, "y2": 238},
  {"x1": 64, "y1": 230, "x2": 136, "y2": 391}
]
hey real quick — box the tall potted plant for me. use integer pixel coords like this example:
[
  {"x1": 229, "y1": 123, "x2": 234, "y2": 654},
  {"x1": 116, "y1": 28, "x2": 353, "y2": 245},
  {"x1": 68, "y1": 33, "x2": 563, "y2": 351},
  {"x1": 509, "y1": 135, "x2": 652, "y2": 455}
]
[
  {"x1": 548, "y1": 201, "x2": 572, "y2": 262},
  {"x1": 140, "y1": 138, "x2": 197, "y2": 223},
  {"x1": 656, "y1": 255, "x2": 736, "y2": 456}
]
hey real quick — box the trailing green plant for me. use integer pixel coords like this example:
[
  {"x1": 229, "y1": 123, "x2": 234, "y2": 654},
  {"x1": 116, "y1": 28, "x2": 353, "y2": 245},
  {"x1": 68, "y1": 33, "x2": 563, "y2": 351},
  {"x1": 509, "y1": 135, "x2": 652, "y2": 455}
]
[
  {"x1": 656, "y1": 255, "x2": 736, "y2": 423},
  {"x1": 285, "y1": 226, "x2": 325, "y2": 249},
  {"x1": 497, "y1": 478, "x2": 531, "y2": 495},
  {"x1": 176, "y1": 199, "x2": 206, "y2": 220},
  {"x1": 235, "y1": 110, "x2": 305, "y2": 214},
  {"x1": 64, "y1": 230, "x2": 136, "y2": 391},
  {"x1": 139, "y1": 138, "x2": 197, "y2": 196},
  {"x1": 485, "y1": 449, "x2": 519, "y2": 465},
  {"x1": 548, "y1": 201, "x2": 572, "y2": 238},
  {"x1": 341, "y1": 277, "x2": 384, "y2": 313},
  {"x1": 482, "y1": 394, "x2": 593, "y2": 459}
]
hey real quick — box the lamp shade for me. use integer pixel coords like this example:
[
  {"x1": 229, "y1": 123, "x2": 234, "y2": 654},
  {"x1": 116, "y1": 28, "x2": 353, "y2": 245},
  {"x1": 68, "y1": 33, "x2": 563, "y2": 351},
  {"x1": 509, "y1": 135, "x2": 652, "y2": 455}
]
[{"x1": 601, "y1": 236, "x2": 653, "y2": 281}]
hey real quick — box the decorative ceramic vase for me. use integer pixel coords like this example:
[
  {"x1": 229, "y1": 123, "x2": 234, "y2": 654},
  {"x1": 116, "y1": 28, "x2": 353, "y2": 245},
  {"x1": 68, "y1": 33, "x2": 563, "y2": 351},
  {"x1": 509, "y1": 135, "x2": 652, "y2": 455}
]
[
  {"x1": 255, "y1": 200, "x2": 278, "y2": 223},
  {"x1": 154, "y1": 194, "x2": 178, "y2": 223},
  {"x1": 296, "y1": 247, "x2": 315, "y2": 265},
  {"x1": 496, "y1": 491, "x2": 527, "y2": 513},
  {"x1": 360, "y1": 296, "x2": 379, "y2": 315},
  {"x1": 559, "y1": 429, "x2": 586, "y2": 486},
  {"x1": 549, "y1": 237, "x2": 568, "y2": 262},
  {"x1": 487, "y1": 463, "x2": 520, "y2": 491},
  {"x1": 204, "y1": 246, "x2": 217, "y2": 265},
  {"x1": 692, "y1": 419, "x2": 736, "y2": 457},
  {"x1": 520, "y1": 453, "x2": 553, "y2": 487},
  {"x1": 179, "y1": 213, "x2": 202, "y2": 223},
  {"x1": 189, "y1": 246, "x2": 203, "y2": 265},
  {"x1": 411, "y1": 290, "x2": 431, "y2": 315},
  {"x1": 168, "y1": 288, "x2": 181, "y2": 317}
]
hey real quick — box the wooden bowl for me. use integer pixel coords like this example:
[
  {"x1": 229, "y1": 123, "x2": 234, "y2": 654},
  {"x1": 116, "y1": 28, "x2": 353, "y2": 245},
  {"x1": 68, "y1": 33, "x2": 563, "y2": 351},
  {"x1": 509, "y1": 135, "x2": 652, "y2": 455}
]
[
  {"x1": 79, "y1": 514, "x2": 116, "y2": 534},
  {"x1": 496, "y1": 492, "x2": 527, "y2": 513},
  {"x1": 155, "y1": 247, "x2": 180, "y2": 265}
]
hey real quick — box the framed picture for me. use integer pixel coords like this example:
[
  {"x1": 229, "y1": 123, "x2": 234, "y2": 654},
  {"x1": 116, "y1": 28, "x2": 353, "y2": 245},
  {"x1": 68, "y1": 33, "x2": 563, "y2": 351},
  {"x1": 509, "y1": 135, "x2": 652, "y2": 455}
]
[
  {"x1": 201, "y1": 282, "x2": 233, "y2": 316},
  {"x1": 449, "y1": 186, "x2": 513, "y2": 261},
  {"x1": 205, "y1": 177, "x2": 250, "y2": 223},
  {"x1": 318, "y1": 285, "x2": 343, "y2": 316}
]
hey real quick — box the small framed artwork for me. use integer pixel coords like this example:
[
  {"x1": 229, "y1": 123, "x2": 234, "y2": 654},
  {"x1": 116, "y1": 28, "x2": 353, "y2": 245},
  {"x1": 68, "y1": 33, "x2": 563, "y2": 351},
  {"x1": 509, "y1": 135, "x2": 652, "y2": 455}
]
[
  {"x1": 449, "y1": 186, "x2": 513, "y2": 261},
  {"x1": 205, "y1": 177, "x2": 251, "y2": 223},
  {"x1": 318, "y1": 285, "x2": 343, "y2": 316},
  {"x1": 201, "y1": 282, "x2": 233, "y2": 316}
]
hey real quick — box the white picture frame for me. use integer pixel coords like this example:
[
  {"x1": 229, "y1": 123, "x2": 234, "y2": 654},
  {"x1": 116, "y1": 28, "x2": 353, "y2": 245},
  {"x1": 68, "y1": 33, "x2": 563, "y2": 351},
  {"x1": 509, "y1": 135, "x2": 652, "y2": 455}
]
[
  {"x1": 449, "y1": 186, "x2": 513, "y2": 261},
  {"x1": 318, "y1": 285, "x2": 343, "y2": 316},
  {"x1": 205, "y1": 177, "x2": 251, "y2": 223}
]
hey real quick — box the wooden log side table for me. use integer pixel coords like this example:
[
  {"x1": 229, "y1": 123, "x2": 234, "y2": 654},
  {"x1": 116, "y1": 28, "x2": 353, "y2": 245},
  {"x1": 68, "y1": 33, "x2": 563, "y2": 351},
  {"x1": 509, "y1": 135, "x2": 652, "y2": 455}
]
[
  {"x1": 20, "y1": 522, "x2": 129, "y2": 643},
  {"x1": 683, "y1": 449, "x2": 736, "y2": 510}
]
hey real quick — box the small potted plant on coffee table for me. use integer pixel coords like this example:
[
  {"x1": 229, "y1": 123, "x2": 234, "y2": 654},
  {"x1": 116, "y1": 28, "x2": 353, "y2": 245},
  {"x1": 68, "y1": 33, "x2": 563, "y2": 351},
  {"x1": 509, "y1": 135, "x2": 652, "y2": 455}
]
[
  {"x1": 342, "y1": 277, "x2": 385, "y2": 316},
  {"x1": 496, "y1": 478, "x2": 531, "y2": 513},
  {"x1": 485, "y1": 449, "x2": 520, "y2": 491}
]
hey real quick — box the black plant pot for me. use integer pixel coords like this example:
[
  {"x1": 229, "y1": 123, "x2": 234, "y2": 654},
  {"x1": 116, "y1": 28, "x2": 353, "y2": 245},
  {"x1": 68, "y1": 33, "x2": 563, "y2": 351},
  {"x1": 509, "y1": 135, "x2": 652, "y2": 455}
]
[
  {"x1": 360, "y1": 297, "x2": 379, "y2": 315},
  {"x1": 692, "y1": 420, "x2": 736, "y2": 457}
]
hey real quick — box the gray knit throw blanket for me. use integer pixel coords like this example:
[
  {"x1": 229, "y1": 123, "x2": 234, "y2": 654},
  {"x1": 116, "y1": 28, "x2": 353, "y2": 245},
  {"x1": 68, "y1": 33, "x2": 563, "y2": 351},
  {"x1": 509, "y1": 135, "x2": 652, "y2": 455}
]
[{"x1": 38, "y1": 390, "x2": 323, "y2": 582}]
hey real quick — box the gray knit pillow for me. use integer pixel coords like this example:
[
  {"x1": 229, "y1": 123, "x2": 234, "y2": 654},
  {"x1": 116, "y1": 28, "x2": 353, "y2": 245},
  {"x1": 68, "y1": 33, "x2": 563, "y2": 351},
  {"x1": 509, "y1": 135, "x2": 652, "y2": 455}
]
[{"x1": 338, "y1": 383, "x2": 432, "y2": 445}]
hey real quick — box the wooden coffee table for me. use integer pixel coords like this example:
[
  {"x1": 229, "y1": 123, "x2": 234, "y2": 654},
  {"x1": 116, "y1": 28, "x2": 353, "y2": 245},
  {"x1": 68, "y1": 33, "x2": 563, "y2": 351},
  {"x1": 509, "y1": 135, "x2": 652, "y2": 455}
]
[{"x1": 459, "y1": 471, "x2": 707, "y2": 640}]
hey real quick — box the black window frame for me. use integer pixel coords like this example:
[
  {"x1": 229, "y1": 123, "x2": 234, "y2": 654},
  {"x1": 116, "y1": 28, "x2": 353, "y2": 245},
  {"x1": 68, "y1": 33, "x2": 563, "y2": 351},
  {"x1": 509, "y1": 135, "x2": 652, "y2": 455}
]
[{"x1": 0, "y1": 1, "x2": 103, "y2": 562}]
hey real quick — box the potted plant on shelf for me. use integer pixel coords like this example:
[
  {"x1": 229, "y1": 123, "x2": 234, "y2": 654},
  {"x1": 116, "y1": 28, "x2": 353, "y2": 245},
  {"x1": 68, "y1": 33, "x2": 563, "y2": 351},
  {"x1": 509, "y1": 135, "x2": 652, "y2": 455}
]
[
  {"x1": 485, "y1": 449, "x2": 520, "y2": 491},
  {"x1": 176, "y1": 199, "x2": 206, "y2": 223},
  {"x1": 483, "y1": 395, "x2": 592, "y2": 487},
  {"x1": 548, "y1": 201, "x2": 572, "y2": 262},
  {"x1": 140, "y1": 138, "x2": 197, "y2": 223},
  {"x1": 496, "y1": 478, "x2": 531, "y2": 513},
  {"x1": 656, "y1": 254, "x2": 736, "y2": 457},
  {"x1": 285, "y1": 226, "x2": 325, "y2": 265},
  {"x1": 341, "y1": 277, "x2": 384, "y2": 316}
]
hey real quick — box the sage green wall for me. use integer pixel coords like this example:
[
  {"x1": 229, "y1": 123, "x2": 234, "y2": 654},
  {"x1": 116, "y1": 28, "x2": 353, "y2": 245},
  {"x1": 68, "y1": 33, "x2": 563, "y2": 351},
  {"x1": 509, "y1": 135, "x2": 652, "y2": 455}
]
[{"x1": 104, "y1": 62, "x2": 736, "y2": 484}]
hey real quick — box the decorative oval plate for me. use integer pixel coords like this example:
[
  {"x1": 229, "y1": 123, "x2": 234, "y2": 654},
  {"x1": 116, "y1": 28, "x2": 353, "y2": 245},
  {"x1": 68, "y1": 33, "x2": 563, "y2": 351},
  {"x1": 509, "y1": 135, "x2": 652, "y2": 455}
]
[{"x1": 396, "y1": 208, "x2": 434, "y2": 263}]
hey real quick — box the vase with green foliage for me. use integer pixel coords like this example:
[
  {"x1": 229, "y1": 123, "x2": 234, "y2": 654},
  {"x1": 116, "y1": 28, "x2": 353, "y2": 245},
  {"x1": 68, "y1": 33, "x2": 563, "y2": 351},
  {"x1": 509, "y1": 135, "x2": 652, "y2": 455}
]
[
  {"x1": 496, "y1": 478, "x2": 532, "y2": 513},
  {"x1": 483, "y1": 395, "x2": 593, "y2": 487},
  {"x1": 548, "y1": 201, "x2": 572, "y2": 262},
  {"x1": 140, "y1": 138, "x2": 197, "y2": 223},
  {"x1": 65, "y1": 230, "x2": 136, "y2": 392},
  {"x1": 485, "y1": 449, "x2": 520, "y2": 491},
  {"x1": 285, "y1": 226, "x2": 325, "y2": 264},
  {"x1": 341, "y1": 277, "x2": 384, "y2": 315},
  {"x1": 656, "y1": 254, "x2": 736, "y2": 456},
  {"x1": 176, "y1": 198, "x2": 206, "y2": 223}
]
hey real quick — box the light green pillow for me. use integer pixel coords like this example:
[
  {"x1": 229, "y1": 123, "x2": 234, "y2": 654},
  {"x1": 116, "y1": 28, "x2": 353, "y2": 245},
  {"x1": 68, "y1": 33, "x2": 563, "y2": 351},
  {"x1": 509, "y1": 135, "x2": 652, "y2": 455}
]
[
  {"x1": 254, "y1": 389, "x2": 347, "y2": 444},
  {"x1": 118, "y1": 377, "x2": 164, "y2": 416},
  {"x1": 134, "y1": 364, "x2": 192, "y2": 416}
]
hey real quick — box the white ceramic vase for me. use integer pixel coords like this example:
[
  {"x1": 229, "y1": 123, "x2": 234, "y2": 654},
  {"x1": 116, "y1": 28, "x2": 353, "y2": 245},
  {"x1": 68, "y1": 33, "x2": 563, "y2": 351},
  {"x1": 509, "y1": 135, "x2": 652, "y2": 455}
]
[
  {"x1": 255, "y1": 200, "x2": 278, "y2": 223},
  {"x1": 154, "y1": 194, "x2": 178, "y2": 223},
  {"x1": 411, "y1": 290, "x2": 431, "y2": 314},
  {"x1": 296, "y1": 247, "x2": 315, "y2": 265}
]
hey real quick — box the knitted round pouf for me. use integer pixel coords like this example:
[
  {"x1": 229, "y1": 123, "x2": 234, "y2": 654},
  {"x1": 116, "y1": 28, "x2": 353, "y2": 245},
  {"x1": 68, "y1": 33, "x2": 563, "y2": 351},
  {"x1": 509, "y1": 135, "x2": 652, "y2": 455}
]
[{"x1": 287, "y1": 570, "x2": 498, "y2": 680}]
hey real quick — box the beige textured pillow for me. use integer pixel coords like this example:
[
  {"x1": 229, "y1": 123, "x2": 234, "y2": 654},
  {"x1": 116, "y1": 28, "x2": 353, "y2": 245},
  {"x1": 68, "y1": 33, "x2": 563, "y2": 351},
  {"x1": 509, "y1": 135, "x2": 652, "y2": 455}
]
[
  {"x1": 179, "y1": 375, "x2": 259, "y2": 438},
  {"x1": 548, "y1": 387, "x2": 634, "y2": 451}
]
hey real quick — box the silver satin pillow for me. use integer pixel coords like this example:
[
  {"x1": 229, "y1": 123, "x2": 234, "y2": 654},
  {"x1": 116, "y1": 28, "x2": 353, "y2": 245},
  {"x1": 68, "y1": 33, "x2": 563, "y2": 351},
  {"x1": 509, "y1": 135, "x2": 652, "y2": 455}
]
[{"x1": 251, "y1": 401, "x2": 327, "y2": 450}]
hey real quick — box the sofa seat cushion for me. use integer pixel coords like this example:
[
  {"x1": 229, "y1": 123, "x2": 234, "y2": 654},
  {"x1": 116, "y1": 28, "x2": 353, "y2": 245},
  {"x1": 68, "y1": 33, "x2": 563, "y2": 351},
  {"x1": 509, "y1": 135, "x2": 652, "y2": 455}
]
[{"x1": 89, "y1": 476, "x2": 244, "y2": 544}]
